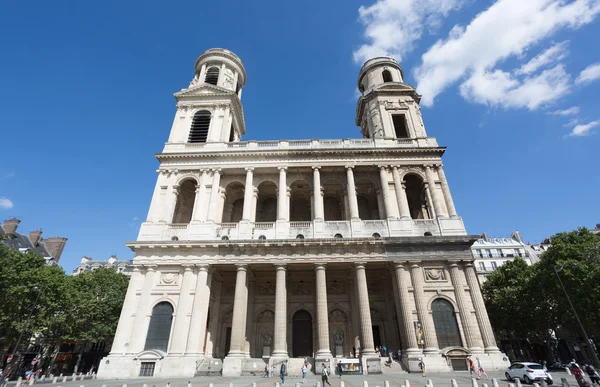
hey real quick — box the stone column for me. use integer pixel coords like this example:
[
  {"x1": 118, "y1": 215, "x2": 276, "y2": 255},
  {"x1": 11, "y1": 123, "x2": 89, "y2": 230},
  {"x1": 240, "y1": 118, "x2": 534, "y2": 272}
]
[
  {"x1": 424, "y1": 183, "x2": 436, "y2": 219},
  {"x1": 354, "y1": 263, "x2": 376, "y2": 356},
  {"x1": 409, "y1": 264, "x2": 439, "y2": 352},
  {"x1": 448, "y1": 264, "x2": 482, "y2": 352},
  {"x1": 250, "y1": 187, "x2": 259, "y2": 223},
  {"x1": 313, "y1": 167, "x2": 324, "y2": 220},
  {"x1": 346, "y1": 166, "x2": 360, "y2": 219},
  {"x1": 169, "y1": 266, "x2": 196, "y2": 354},
  {"x1": 425, "y1": 166, "x2": 446, "y2": 218},
  {"x1": 129, "y1": 266, "x2": 156, "y2": 353},
  {"x1": 314, "y1": 263, "x2": 332, "y2": 357},
  {"x1": 205, "y1": 278, "x2": 222, "y2": 357},
  {"x1": 379, "y1": 166, "x2": 395, "y2": 219},
  {"x1": 110, "y1": 268, "x2": 144, "y2": 354},
  {"x1": 272, "y1": 264, "x2": 288, "y2": 358},
  {"x1": 187, "y1": 265, "x2": 212, "y2": 354},
  {"x1": 278, "y1": 167, "x2": 288, "y2": 221},
  {"x1": 191, "y1": 170, "x2": 208, "y2": 221},
  {"x1": 464, "y1": 263, "x2": 500, "y2": 352},
  {"x1": 392, "y1": 167, "x2": 411, "y2": 219},
  {"x1": 207, "y1": 169, "x2": 222, "y2": 222},
  {"x1": 242, "y1": 168, "x2": 254, "y2": 221},
  {"x1": 436, "y1": 165, "x2": 458, "y2": 218},
  {"x1": 228, "y1": 265, "x2": 248, "y2": 357},
  {"x1": 393, "y1": 263, "x2": 420, "y2": 354},
  {"x1": 167, "y1": 185, "x2": 180, "y2": 223}
]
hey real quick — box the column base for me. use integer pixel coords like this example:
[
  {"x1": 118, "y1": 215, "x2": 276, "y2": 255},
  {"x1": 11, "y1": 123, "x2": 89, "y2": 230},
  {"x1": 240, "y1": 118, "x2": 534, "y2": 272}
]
[
  {"x1": 423, "y1": 347, "x2": 439, "y2": 354},
  {"x1": 485, "y1": 346, "x2": 502, "y2": 354},
  {"x1": 469, "y1": 347, "x2": 485, "y2": 354},
  {"x1": 315, "y1": 349, "x2": 332, "y2": 358},
  {"x1": 222, "y1": 356, "x2": 244, "y2": 377}
]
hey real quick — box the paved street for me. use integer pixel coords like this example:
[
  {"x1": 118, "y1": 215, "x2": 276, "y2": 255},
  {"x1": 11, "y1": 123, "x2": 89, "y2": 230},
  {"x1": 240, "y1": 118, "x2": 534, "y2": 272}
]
[{"x1": 5, "y1": 371, "x2": 578, "y2": 387}]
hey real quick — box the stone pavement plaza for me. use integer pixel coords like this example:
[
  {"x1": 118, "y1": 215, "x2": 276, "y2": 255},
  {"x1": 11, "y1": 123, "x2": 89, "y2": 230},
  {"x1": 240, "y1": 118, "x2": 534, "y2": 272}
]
[{"x1": 8, "y1": 371, "x2": 577, "y2": 387}]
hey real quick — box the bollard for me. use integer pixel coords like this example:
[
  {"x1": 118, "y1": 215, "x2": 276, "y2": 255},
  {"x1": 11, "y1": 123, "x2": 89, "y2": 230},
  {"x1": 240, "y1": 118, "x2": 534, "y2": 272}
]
[
  {"x1": 229, "y1": 384, "x2": 233, "y2": 387},
  {"x1": 509, "y1": 384, "x2": 515, "y2": 387},
  {"x1": 364, "y1": 382, "x2": 369, "y2": 387},
  {"x1": 561, "y1": 378, "x2": 570, "y2": 387},
  {"x1": 566, "y1": 368, "x2": 572, "y2": 376},
  {"x1": 297, "y1": 383, "x2": 301, "y2": 387},
  {"x1": 492, "y1": 379, "x2": 500, "y2": 387},
  {"x1": 472, "y1": 378, "x2": 479, "y2": 387},
  {"x1": 143, "y1": 384, "x2": 148, "y2": 387},
  {"x1": 80, "y1": 385, "x2": 85, "y2": 387},
  {"x1": 482, "y1": 384, "x2": 488, "y2": 387},
  {"x1": 452, "y1": 380, "x2": 459, "y2": 387},
  {"x1": 541, "y1": 380, "x2": 548, "y2": 387},
  {"x1": 533, "y1": 383, "x2": 540, "y2": 387},
  {"x1": 41, "y1": 376, "x2": 46, "y2": 381},
  {"x1": 342, "y1": 382, "x2": 346, "y2": 387},
  {"x1": 62, "y1": 377, "x2": 68, "y2": 383},
  {"x1": 385, "y1": 381, "x2": 390, "y2": 387},
  {"x1": 80, "y1": 375, "x2": 85, "y2": 381},
  {"x1": 209, "y1": 384, "x2": 213, "y2": 387},
  {"x1": 276, "y1": 383, "x2": 280, "y2": 387},
  {"x1": 72, "y1": 375, "x2": 77, "y2": 381},
  {"x1": 406, "y1": 380, "x2": 411, "y2": 387},
  {"x1": 53, "y1": 377, "x2": 58, "y2": 384},
  {"x1": 167, "y1": 383, "x2": 170, "y2": 387},
  {"x1": 123, "y1": 384, "x2": 127, "y2": 387},
  {"x1": 60, "y1": 374, "x2": 63, "y2": 377},
  {"x1": 253, "y1": 384, "x2": 257, "y2": 387},
  {"x1": 29, "y1": 377, "x2": 34, "y2": 386},
  {"x1": 188, "y1": 382, "x2": 192, "y2": 387},
  {"x1": 317, "y1": 383, "x2": 321, "y2": 387},
  {"x1": 516, "y1": 379, "x2": 523, "y2": 387},
  {"x1": 427, "y1": 380, "x2": 434, "y2": 387}
]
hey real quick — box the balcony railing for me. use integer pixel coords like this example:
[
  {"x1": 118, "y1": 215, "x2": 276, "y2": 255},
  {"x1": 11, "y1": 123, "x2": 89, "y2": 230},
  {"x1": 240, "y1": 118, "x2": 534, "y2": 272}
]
[{"x1": 163, "y1": 137, "x2": 440, "y2": 154}]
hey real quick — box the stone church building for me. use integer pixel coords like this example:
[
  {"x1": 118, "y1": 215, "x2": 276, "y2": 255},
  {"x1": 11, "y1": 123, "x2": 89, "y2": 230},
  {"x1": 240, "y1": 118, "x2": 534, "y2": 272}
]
[{"x1": 98, "y1": 48, "x2": 507, "y2": 378}]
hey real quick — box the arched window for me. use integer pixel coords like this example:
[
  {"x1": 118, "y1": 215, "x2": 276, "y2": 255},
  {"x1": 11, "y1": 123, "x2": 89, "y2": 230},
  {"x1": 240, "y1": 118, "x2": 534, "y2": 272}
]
[
  {"x1": 189, "y1": 110, "x2": 211, "y2": 143},
  {"x1": 382, "y1": 70, "x2": 393, "y2": 83},
  {"x1": 172, "y1": 180, "x2": 197, "y2": 223},
  {"x1": 205, "y1": 67, "x2": 220, "y2": 85},
  {"x1": 431, "y1": 299, "x2": 462, "y2": 348},
  {"x1": 144, "y1": 302, "x2": 174, "y2": 352},
  {"x1": 404, "y1": 174, "x2": 430, "y2": 219}
]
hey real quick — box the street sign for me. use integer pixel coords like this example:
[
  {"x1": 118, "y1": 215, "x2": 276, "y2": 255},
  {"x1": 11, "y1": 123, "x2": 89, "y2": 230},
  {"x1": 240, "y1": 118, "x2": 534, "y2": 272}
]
[{"x1": 7, "y1": 355, "x2": 12, "y2": 363}]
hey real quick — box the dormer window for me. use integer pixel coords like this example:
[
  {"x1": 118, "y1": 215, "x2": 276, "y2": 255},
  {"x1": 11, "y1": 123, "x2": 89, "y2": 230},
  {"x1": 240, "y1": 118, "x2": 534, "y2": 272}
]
[
  {"x1": 392, "y1": 114, "x2": 409, "y2": 138},
  {"x1": 382, "y1": 70, "x2": 393, "y2": 83},
  {"x1": 189, "y1": 110, "x2": 211, "y2": 143},
  {"x1": 205, "y1": 67, "x2": 220, "y2": 85}
]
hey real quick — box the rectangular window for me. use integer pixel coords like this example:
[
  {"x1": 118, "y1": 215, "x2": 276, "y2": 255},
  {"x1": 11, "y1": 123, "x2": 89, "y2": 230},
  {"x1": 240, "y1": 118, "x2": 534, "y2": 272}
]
[
  {"x1": 392, "y1": 115, "x2": 409, "y2": 138},
  {"x1": 139, "y1": 362, "x2": 155, "y2": 377},
  {"x1": 478, "y1": 262, "x2": 486, "y2": 271},
  {"x1": 499, "y1": 249, "x2": 505, "y2": 257},
  {"x1": 515, "y1": 249, "x2": 521, "y2": 256},
  {"x1": 478, "y1": 250, "x2": 484, "y2": 258},
  {"x1": 491, "y1": 262, "x2": 498, "y2": 270},
  {"x1": 486, "y1": 249, "x2": 492, "y2": 258}
]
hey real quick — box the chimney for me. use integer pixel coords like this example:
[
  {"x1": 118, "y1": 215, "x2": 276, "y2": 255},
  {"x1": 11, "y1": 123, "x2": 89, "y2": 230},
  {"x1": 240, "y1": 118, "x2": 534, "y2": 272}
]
[
  {"x1": 43, "y1": 237, "x2": 68, "y2": 262},
  {"x1": 29, "y1": 229, "x2": 43, "y2": 246},
  {"x1": 511, "y1": 230, "x2": 523, "y2": 243},
  {"x1": 2, "y1": 218, "x2": 21, "y2": 235}
]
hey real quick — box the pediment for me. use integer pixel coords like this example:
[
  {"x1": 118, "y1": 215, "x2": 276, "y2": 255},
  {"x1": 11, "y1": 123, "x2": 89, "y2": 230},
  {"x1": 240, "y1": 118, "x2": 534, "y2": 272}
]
[
  {"x1": 174, "y1": 83, "x2": 234, "y2": 98},
  {"x1": 440, "y1": 346, "x2": 471, "y2": 357},
  {"x1": 134, "y1": 349, "x2": 166, "y2": 360}
]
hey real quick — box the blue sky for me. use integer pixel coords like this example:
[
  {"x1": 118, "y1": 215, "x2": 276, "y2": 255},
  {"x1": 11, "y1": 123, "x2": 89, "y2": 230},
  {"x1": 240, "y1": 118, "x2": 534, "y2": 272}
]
[{"x1": 0, "y1": 0, "x2": 599, "y2": 272}]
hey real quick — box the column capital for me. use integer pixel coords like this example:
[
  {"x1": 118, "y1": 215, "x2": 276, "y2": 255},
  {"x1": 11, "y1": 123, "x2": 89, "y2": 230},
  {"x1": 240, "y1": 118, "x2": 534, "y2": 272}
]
[
  {"x1": 195, "y1": 186, "x2": 202, "y2": 194},
  {"x1": 410, "y1": 263, "x2": 421, "y2": 269},
  {"x1": 424, "y1": 164, "x2": 433, "y2": 170},
  {"x1": 378, "y1": 165, "x2": 389, "y2": 171},
  {"x1": 314, "y1": 263, "x2": 327, "y2": 270},
  {"x1": 345, "y1": 165, "x2": 355, "y2": 170},
  {"x1": 143, "y1": 265, "x2": 157, "y2": 273},
  {"x1": 210, "y1": 168, "x2": 222, "y2": 175},
  {"x1": 274, "y1": 263, "x2": 287, "y2": 270},
  {"x1": 245, "y1": 167, "x2": 254, "y2": 172},
  {"x1": 392, "y1": 165, "x2": 400, "y2": 170},
  {"x1": 235, "y1": 264, "x2": 248, "y2": 271},
  {"x1": 196, "y1": 264, "x2": 210, "y2": 272},
  {"x1": 278, "y1": 166, "x2": 287, "y2": 172},
  {"x1": 199, "y1": 169, "x2": 209, "y2": 175},
  {"x1": 354, "y1": 262, "x2": 368, "y2": 270},
  {"x1": 448, "y1": 263, "x2": 460, "y2": 269},
  {"x1": 464, "y1": 263, "x2": 474, "y2": 269},
  {"x1": 392, "y1": 262, "x2": 408, "y2": 271},
  {"x1": 181, "y1": 264, "x2": 195, "y2": 272},
  {"x1": 312, "y1": 166, "x2": 321, "y2": 171}
]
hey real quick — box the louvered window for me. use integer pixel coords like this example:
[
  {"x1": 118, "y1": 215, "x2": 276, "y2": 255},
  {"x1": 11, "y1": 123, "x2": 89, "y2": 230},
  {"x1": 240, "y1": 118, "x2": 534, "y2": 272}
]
[
  {"x1": 144, "y1": 302, "x2": 173, "y2": 352},
  {"x1": 382, "y1": 70, "x2": 393, "y2": 82},
  {"x1": 189, "y1": 110, "x2": 211, "y2": 143},
  {"x1": 432, "y1": 299, "x2": 462, "y2": 348},
  {"x1": 205, "y1": 67, "x2": 219, "y2": 85}
]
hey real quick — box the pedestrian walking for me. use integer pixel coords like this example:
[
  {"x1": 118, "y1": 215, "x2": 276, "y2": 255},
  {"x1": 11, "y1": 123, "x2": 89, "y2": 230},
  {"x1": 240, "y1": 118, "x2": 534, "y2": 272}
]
[
  {"x1": 264, "y1": 364, "x2": 269, "y2": 378},
  {"x1": 476, "y1": 357, "x2": 488, "y2": 379},
  {"x1": 585, "y1": 364, "x2": 600, "y2": 386},
  {"x1": 321, "y1": 363, "x2": 332, "y2": 386},
  {"x1": 572, "y1": 363, "x2": 591, "y2": 387},
  {"x1": 352, "y1": 347, "x2": 356, "y2": 358},
  {"x1": 280, "y1": 361, "x2": 287, "y2": 384},
  {"x1": 301, "y1": 363, "x2": 307, "y2": 383},
  {"x1": 468, "y1": 357, "x2": 477, "y2": 378},
  {"x1": 337, "y1": 362, "x2": 342, "y2": 378},
  {"x1": 418, "y1": 358, "x2": 426, "y2": 377}
]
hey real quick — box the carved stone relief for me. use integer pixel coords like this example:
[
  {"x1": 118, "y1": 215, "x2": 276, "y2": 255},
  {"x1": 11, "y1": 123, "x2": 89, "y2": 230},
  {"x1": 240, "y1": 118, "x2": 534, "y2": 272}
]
[
  {"x1": 329, "y1": 309, "x2": 348, "y2": 322},
  {"x1": 424, "y1": 268, "x2": 447, "y2": 282},
  {"x1": 159, "y1": 272, "x2": 179, "y2": 286},
  {"x1": 328, "y1": 282, "x2": 345, "y2": 294},
  {"x1": 257, "y1": 310, "x2": 274, "y2": 322},
  {"x1": 258, "y1": 283, "x2": 275, "y2": 295},
  {"x1": 294, "y1": 283, "x2": 311, "y2": 295},
  {"x1": 226, "y1": 284, "x2": 236, "y2": 295}
]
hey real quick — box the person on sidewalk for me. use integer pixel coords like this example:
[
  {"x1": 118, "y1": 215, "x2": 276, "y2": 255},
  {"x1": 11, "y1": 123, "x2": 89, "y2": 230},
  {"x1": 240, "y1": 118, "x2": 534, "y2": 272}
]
[
  {"x1": 418, "y1": 358, "x2": 426, "y2": 377},
  {"x1": 468, "y1": 357, "x2": 477, "y2": 378},
  {"x1": 301, "y1": 363, "x2": 307, "y2": 384},
  {"x1": 321, "y1": 363, "x2": 332, "y2": 386},
  {"x1": 476, "y1": 357, "x2": 488, "y2": 379},
  {"x1": 280, "y1": 361, "x2": 287, "y2": 384},
  {"x1": 264, "y1": 364, "x2": 269, "y2": 378}
]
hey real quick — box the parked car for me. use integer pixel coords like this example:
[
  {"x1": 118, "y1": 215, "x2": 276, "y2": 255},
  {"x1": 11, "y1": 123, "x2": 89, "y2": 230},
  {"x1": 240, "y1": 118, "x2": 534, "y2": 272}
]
[{"x1": 505, "y1": 362, "x2": 553, "y2": 385}]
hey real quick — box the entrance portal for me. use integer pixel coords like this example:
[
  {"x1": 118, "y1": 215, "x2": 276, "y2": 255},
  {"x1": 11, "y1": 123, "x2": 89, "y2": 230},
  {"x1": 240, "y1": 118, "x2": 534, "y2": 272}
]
[{"x1": 292, "y1": 310, "x2": 313, "y2": 357}]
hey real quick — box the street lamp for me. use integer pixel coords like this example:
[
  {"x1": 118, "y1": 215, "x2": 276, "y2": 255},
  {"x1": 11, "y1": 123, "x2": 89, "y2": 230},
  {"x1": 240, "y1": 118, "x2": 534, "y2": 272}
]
[
  {"x1": 1, "y1": 286, "x2": 41, "y2": 378},
  {"x1": 554, "y1": 263, "x2": 600, "y2": 367}
]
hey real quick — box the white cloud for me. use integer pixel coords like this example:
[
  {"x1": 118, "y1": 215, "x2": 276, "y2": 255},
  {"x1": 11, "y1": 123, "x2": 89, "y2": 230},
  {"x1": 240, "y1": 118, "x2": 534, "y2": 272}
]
[
  {"x1": 132, "y1": 216, "x2": 140, "y2": 221},
  {"x1": 0, "y1": 198, "x2": 14, "y2": 210},
  {"x1": 0, "y1": 171, "x2": 15, "y2": 180},
  {"x1": 567, "y1": 120, "x2": 599, "y2": 136},
  {"x1": 515, "y1": 41, "x2": 569, "y2": 75},
  {"x1": 563, "y1": 118, "x2": 579, "y2": 127},
  {"x1": 459, "y1": 65, "x2": 571, "y2": 110},
  {"x1": 550, "y1": 106, "x2": 581, "y2": 116},
  {"x1": 575, "y1": 62, "x2": 600, "y2": 84},
  {"x1": 414, "y1": 0, "x2": 600, "y2": 107},
  {"x1": 353, "y1": 0, "x2": 467, "y2": 64}
]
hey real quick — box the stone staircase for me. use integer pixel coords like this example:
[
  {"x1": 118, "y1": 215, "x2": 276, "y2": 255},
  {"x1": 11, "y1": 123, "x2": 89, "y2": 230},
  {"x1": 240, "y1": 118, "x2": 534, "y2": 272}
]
[
  {"x1": 380, "y1": 358, "x2": 407, "y2": 374},
  {"x1": 195, "y1": 357, "x2": 223, "y2": 376}
]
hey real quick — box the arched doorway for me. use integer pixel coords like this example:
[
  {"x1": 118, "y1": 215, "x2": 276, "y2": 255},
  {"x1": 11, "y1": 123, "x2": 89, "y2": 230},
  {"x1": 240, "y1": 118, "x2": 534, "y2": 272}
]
[
  {"x1": 432, "y1": 299, "x2": 462, "y2": 348},
  {"x1": 292, "y1": 310, "x2": 313, "y2": 357}
]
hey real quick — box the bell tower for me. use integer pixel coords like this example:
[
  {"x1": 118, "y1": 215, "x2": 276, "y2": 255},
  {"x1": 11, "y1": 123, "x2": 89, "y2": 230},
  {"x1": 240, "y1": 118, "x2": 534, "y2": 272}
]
[
  {"x1": 165, "y1": 48, "x2": 247, "y2": 146},
  {"x1": 356, "y1": 57, "x2": 427, "y2": 142}
]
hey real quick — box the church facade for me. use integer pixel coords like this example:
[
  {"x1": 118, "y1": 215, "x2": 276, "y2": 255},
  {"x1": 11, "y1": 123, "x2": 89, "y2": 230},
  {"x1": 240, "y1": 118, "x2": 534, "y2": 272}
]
[{"x1": 98, "y1": 48, "x2": 507, "y2": 378}]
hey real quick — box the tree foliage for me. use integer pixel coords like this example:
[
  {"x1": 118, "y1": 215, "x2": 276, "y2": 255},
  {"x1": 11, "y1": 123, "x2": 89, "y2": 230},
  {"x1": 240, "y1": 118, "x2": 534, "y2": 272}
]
[
  {"x1": 483, "y1": 227, "x2": 600, "y2": 339},
  {"x1": 0, "y1": 244, "x2": 129, "y2": 352}
]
